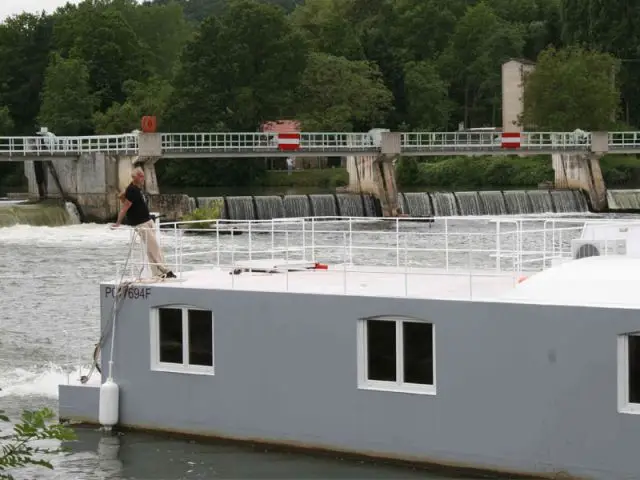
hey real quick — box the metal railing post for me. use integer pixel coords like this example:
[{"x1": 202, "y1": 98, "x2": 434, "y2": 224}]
[
  {"x1": 271, "y1": 219, "x2": 275, "y2": 260},
  {"x1": 343, "y1": 231, "x2": 347, "y2": 294},
  {"x1": 216, "y1": 221, "x2": 220, "y2": 267},
  {"x1": 404, "y1": 231, "x2": 408, "y2": 296},
  {"x1": 302, "y1": 218, "x2": 306, "y2": 261},
  {"x1": 285, "y1": 230, "x2": 289, "y2": 291},
  {"x1": 311, "y1": 218, "x2": 316, "y2": 262},
  {"x1": 349, "y1": 217, "x2": 353, "y2": 264},
  {"x1": 445, "y1": 218, "x2": 450, "y2": 270},
  {"x1": 396, "y1": 218, "x2": 400, "y2": 267},
  {"x1": 495, "y1": 219, "x2": 501, "y2": 272}
]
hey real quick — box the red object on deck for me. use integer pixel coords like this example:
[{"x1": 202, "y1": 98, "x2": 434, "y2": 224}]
[{"x1": 314, "y1": 263, "x2": 328, "y2": 270}]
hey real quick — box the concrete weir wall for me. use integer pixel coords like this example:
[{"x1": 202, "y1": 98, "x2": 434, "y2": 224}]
[
  {"x1": 344, "y1": 129, "x2": 401, "y2": 216},
  {"x1": 24, "y1": 154, "x2": 191, "y2": 222},
  {"x1": 551, "y1": 132, "x2": 608, "y2": 211}
]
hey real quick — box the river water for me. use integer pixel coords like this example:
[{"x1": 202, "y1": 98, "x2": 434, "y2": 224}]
[{"x1": 0, "y1": 216, "x2": 615, "y2": 479}]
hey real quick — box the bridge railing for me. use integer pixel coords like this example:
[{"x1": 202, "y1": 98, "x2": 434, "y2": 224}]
[
  {"x1": 400, "y1": 131, "x2": 591, "y2": 152},
  {"x1": 609, "y1": 132, "x2": 640, "y2": 150},
  {"x1": 0, "y1": 134, "x2": 138, "y2": 156},
  {"x1": 3, "y1": 130, "x2": 640, "y2": 156},
  {"x1": 160, "y1": 132, "x2": 379, "y2": 153}
]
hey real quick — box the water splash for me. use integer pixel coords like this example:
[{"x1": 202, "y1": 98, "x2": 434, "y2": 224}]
[{"x1": 0, "y1": 363, "x2": 99, "y2": 399}]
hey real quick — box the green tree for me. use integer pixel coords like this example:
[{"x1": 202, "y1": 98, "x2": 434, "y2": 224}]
[
  {"x1": 52, "y1": 1, "x2": 150, "y2": 110},
  {"x1": 167, "y1": 0, "x2": 309, "y2": 131},
  {"x1": 521, "y1": 46, "x2": 620, "y2": 130},
  {"x1": 389, "y1": 0, "x2": 467, "y2": 63},
  {"x1": 93, "y1": 77, "x2": 173, "y2": 134},
  {"x1": 0, "y1": 106, "x2": 19, "y2": 189},
  {"x1": 119, "y1": 0, "x2": 191, "y2": 80},
  {"x1": 561, "y1": 0, "x2": 640, "y2": 126},
  {"x1": 403, "y1": 61, "x2": 451, "y2": 130},
  {"x1": 0, "y1": 107, "x2": 14, "y2": 133},
  {"x1": 439, "y1": 1, "x2": 525, "y2": 127},
  {"x1": 290, "y1": 0, "x2": 364, "y2": 60},
  {"x1": 37, "y1": 53, "x2": 96, "y2": 135},
  {"x1": 0, "y1": 408, "x2": 76, "y2": 480},
  {"x1": 0, "y1": 13, "x2": 54, "y2": 134},
  {"x1": 296, "y1": 52, "x2": 393, "y2": 131}
]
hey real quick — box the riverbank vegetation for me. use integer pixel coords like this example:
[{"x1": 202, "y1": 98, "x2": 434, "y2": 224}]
[
  {"x1": 0, "y1": 0, "x2": 639, "y2": 191},
  {"x1": 260, "y1": 154, "x2": 640, "y2": 191},
  {"x1": 0, "y1": 408, "x2": 76, "y2": 479}
]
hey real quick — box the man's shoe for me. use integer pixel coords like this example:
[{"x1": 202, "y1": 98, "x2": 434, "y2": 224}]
[{"x1": 164, "y1": 271, "x2": 177, "y2": 279}]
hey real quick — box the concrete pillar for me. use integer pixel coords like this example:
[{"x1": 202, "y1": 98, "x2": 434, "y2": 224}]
[
  {"x1": 551, "y1": 153, "x2": 607, "y2": 211},
  {"x1": 343, "y1": 129, "x2": 400, "y2": 216},
  {"x1": 375, "y1": 132, "x2": 402, "y2": 217},
  {"x1": 136, "y1": 132, "x2": 161, "y2": 195},
  {"x1": 345, "y1": 154, "x2": 377, "y2": 193}
]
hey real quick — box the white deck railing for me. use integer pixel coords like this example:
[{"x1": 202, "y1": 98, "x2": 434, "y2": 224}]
[{"x1": 113, "y1": 216, "x2": 640, "y2": 284}]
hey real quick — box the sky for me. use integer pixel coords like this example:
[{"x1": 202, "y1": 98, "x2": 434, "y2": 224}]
[{"x1": 1, "y1": 0, "x2": 81, "y2": 21}]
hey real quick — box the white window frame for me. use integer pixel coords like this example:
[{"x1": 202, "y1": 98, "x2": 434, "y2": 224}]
[
  {"x1": 618, "y1": 333, "x2": 640, "y2": 414},
  {"x1": 150, "y1": 306, "x2": 215, "y2": 375},
  {"x1": 357, "y1": 316, "x2": 436, "y2": 395}
]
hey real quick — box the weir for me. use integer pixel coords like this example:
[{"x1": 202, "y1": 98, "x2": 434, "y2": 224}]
[
  {"x1": 0, "y1": 200, "x2": 81, "y2": 227},
  {"x1": 192, "y1": 189, "x2": 590, "y2": 221}
]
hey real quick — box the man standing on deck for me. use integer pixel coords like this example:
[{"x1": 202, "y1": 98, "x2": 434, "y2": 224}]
[{"x1": 113, "y1": 167, "x2": 176, "y2": 279}]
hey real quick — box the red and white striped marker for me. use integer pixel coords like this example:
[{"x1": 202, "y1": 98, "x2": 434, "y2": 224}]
[
  {"x1": 501, "y1": 132, "x2": 521, "y2": 149},
  {"x1": 277, "y1": 132, "x2": 301, "y2": 151}
]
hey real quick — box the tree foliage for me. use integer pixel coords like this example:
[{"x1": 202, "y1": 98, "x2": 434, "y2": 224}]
[
  {"x1": 38, "y1": 52, "x2": 97, "y2": 135},
  {"x1": 522, "y1": 46, "x2": 620, "y2": 130},
  {"x1": 0, "y1": 0, "x2": 639, "y2": 190},
  {"x1": 0, "y1": 408, "x2": 76, "y2": 480},
  {"x1": 296, "y1": 52, "x2": 393, "y2": 131}
]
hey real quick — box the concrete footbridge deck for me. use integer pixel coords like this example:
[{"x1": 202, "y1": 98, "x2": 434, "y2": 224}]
[{"x1": 0, "y1": 130, "x2": 638, "y2": 160}]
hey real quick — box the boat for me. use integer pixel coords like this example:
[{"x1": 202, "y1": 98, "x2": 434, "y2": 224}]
[{"x1": 58, "y1": 214, "x2": 640, "y2": 479}]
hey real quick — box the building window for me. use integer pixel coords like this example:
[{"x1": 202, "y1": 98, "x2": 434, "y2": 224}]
[
  {"x1": 151, "y1": 306, "x2": 214, "y2": 374},
  {"x1": 357, "y1": 316, "x2": 435, "y2": 395},
  {"x1": 618, "y1": 334, "x2": 640, "y2": 413}
]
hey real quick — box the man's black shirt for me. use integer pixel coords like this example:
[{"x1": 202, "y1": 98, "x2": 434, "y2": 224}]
[{"x1": 125, "y1": 183, "x2": 151, "y2": 226}]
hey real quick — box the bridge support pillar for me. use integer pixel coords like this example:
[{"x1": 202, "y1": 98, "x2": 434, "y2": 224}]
[
  {"x1": 344, "y1": 129, "x2": 401, "y2": 216},
  {"x1": 552, "y1": 152, "x2": 607, "y2": 211}
]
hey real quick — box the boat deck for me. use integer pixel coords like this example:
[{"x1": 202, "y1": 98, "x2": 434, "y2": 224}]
[{"x1": 146, "y1": 262, "x2": 521, "y2": 300}]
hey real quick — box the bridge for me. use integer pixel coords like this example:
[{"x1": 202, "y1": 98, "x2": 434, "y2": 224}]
[
  {"x1": 1, "y1": 130, "x2": 640, "y2": 159},
  {"x1": 3, "y1": 129, "x2": 634, "y2": 221}
]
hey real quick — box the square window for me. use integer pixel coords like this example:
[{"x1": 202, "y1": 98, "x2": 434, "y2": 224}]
[
  {"x1": 358, "y1": 317, "x2": 435, "y2": 395},
  {"x1": 152, "y1": 306, "x2": 214, "y2": 375}
]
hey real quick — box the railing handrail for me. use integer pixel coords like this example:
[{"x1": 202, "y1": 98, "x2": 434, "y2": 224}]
[
  {"x1": 6, "y1": 130, "x2": 640, "y2": 157},
  {"x1": 112, "y1": 215, "x2": 639, "y2": 298}
]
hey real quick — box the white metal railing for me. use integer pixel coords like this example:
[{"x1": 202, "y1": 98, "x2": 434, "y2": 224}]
[
  {"x1": 160, "y1": 132, "x2": 379, "y2": 154},
  {"x1": 0, "y1": 134, "x2": 138, "y2": 155},
  {"x1": 4, "y1": 131, "x2": 640, "y2": 157},
  {"x1": 400, "y1": 131, "x2": 591, "y2": 152},
  {"x1": 112, "y1": 216, "x2": 638, "y2": 297}
]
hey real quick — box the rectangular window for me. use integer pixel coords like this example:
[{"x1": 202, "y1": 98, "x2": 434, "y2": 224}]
[
  {"x1": 358, "y1": 317, "x2": 435, "y2": 395},
  {"x1": 152, "y1": 306, "x2": 214, "y2": 374}
]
